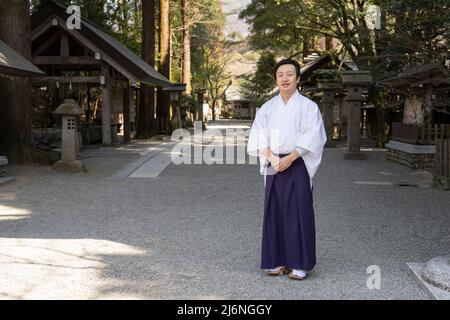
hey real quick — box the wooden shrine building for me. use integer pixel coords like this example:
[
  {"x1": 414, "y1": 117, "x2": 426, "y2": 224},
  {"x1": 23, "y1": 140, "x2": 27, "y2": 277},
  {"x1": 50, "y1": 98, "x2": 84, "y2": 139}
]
[
  {"x1": 31, "y1": 0, "x2": 173, "y2": 146},
  {"x1": 300, "y1": 53, "x2": 365, "y2": 142},
  {"x1": 378, "y1": 62, "x2": 450, "y2": 186}
]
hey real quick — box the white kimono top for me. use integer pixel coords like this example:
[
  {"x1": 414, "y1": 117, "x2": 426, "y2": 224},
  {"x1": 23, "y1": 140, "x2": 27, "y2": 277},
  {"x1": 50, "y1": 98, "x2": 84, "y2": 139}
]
[{"x1": 247, "y1": 90, "x2": 327, "y2": 189}]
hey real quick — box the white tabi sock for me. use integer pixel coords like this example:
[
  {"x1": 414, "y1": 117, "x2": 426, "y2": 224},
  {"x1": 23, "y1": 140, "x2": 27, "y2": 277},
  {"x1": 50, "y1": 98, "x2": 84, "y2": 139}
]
[
  {"x1": 267, "y1": 266, "x2": 284, "y2": 272},
  {"x1": 291, "y1": 269, "x2": 307, "y2": 278}
]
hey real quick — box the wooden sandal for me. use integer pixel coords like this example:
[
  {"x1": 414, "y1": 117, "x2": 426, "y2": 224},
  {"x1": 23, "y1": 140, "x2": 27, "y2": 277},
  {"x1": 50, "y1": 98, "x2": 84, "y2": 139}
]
[
  {"x1": 266, "y1": 266, "x2": 290, "y2": 276},
  {"x1": 287, "y1": 270, "x2": 306, "y2": 280}
]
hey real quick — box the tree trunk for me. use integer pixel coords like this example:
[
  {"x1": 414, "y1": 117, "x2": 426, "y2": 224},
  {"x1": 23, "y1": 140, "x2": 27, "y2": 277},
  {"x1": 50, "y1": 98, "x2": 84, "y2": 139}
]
[
  {"x1": 157, "y1": 0, "x2": 170, "y2": 122},
  {"x1": 120, "y1": 0, "x2": 129, "y2": 35},
  {"x1": 136, "y1": 0, "x2": 156, "y2": 138},
  {"x1": 373, "y1": 5, "x2": 389, "y2": 148},
  {"x1": 182, "y1": 0, "x2": 191, "y2": 94},
  {"x1": 325, "y1": 36, "x2": 332, "y2": 51},
  {"x1": 369, "y1": 86, "x2": 389, "y2": 148},
  {"x1": 302, "y1": 35, "x2": 309, "y2": 63},
  {"x1": 0, "y1": 0, "x2": 34, "y2": 163},
  {"x1": 211, "y1": 100, "x2": 216, "y2": 121}
]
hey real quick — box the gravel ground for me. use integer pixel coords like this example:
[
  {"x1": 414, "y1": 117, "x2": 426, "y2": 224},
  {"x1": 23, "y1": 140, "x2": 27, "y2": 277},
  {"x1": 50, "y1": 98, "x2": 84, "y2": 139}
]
[{"x1": 0, "y1": 122, "x2": 448, "y2": 300}]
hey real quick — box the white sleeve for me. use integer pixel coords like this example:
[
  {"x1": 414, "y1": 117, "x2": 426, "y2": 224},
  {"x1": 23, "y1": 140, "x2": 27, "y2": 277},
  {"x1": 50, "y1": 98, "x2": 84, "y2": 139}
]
[
  {"x1": 295, "y1": 102, "x2": 327, "y2": 181},
  {"x1": 294, "y1": 147, "x2": 309, "y2": 157},
  {"x1": 295, "y1": 102, "x2": 327, "y2": 158},
  {"x1": 247, "y1": 108, "x2": 268, "y2": 157}
]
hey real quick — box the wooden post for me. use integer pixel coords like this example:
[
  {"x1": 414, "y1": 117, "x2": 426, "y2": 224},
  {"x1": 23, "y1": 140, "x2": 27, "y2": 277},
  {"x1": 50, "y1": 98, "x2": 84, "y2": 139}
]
[
  {"x1": 123, "y1": 83, "x2": 131, "y2": 143},
  {"x1": 434, "y1": 135, "x2": 441, "y2": 187},
  {"x1": 434, "y1": 124, "x2": 438, "y2": 142},
  {"x1": 445, "y1": 138, "x2": 450, "y2": 190},
  {"x1": 60, "y1": 31, "x2": 69, "y2": 57},
  {"x1": 433, "y1": 124, "x2": 450, "y2": 190},
  {"x1": 101, "y1": 62, "x2": 112, "y2": 146},
  {"x1": 338, "y1": 97, "x2": 343, "y2": 140}
]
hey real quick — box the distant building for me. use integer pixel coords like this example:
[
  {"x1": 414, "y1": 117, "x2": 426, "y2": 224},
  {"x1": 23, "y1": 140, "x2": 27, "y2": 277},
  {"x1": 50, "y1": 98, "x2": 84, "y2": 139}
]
[{"x1": 224, "y1": 85, "x2": 252, "y2": 120}]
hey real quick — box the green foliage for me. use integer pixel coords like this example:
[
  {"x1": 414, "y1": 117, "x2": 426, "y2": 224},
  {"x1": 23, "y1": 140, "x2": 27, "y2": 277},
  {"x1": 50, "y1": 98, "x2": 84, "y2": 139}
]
[
  {"x1": 241, "y1": 0, "x2": 449, "y2": 75},
  {"x1": 240, "y1": 0, "x2": 449, "y2": 145},
  {"x1": 31, "y1": 0, "x2": 228, "y2": 80},
  {"x1": 373, "y1": 0, "x2": 449, "y2": 77},
  {"x1": 239, "y1": 0, "x2": 314, "y2": 59},
  {"x1": 240, "y1": 51, "x2": 277, "y2": 108},
  {"x1": 32, "y1": 0, "x2": 143, "y2": 54},
  {"x1": 189, "y1": 0, "x2": 227, "y2": 89},
  {"x1": 180, "y1": 92, "x2": 198, "y2": 114}
]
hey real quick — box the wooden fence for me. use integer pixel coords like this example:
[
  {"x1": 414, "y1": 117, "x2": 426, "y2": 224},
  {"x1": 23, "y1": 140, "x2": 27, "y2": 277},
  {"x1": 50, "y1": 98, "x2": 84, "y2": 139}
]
[
  {"x1": 434, "y1": 124, "x2": 450, "y2": 190},
  {"x1": 391, "y1": 122, "x2": 450, "y2": 145}
]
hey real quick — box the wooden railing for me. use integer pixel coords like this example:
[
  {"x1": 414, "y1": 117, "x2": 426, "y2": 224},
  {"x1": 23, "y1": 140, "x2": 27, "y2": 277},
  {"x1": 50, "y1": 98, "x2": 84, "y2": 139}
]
[
  {"x1": 391, "y1": 122, "x2": 450, "y2": 145},
  {"x1": 434, "y1": 124, "x2": 450, "y2": 190}
]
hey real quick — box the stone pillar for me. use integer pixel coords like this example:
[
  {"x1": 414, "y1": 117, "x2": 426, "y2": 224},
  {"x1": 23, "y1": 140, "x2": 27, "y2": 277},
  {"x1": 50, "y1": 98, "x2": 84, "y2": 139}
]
[
  {"x1": 321, "y1": 89, "x2": 335, "y2": 142},
  {"x1": 315, "y1": 70, "x2": 340, "y2": 147},
  {"x1": 317, "y1": 82, "x2": 339, "y2": 148},
  {"x1": 340, "y1": 71, "x2": 373, "y2": 160},
  {"x1": 344, "y1": 87, "x2": 365, "y2": 159},
  {"x1": 52, "y1": 99, "x2": 87, "y2": 173},
  {"x1": 61, "y1": 116, "x2": 78, "y2": 161},
  {"x1": 101, "y1": 63, "x2": 112, "y2": 146}
]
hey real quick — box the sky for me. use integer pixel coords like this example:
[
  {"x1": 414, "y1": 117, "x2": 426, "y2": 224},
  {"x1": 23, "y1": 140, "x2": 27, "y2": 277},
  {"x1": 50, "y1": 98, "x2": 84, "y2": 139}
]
[{"x1": 222, "y1": 0, "x2": 251, "y2": 37}]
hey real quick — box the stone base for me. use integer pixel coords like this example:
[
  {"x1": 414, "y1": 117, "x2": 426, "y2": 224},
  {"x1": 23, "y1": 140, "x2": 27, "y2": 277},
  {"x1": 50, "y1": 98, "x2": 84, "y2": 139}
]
[
  {"x1": 386, "y1": 148, "x2": 435, "y2": 169},
  {"x1": 52, "y1": 160, "x2": 88, "y2": 173},
  {"x1": 343, "y1": 151, "x2": 367, "y2": 160},
  {"x1": 422, "y1": 255, "x2": 450, "y2": 292},
  {"x1": 385, "y1": 140, "x2": 435, "y2": 169}
]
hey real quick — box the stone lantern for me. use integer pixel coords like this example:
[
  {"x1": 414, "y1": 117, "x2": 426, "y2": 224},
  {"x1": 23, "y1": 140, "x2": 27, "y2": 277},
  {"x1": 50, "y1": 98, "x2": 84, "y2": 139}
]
[
  {"x1": 194, "y1": 88, "x2": 207, "y2": 130},
  {"x1": 52, "y1": 99, "x2": 87, "y2": 173},
  {"x1": 163, "y1": 83, "x2": 186, "y2": 129},
  {"x1": 340, "y1": 71, "x2": 373, "y2": 160}
]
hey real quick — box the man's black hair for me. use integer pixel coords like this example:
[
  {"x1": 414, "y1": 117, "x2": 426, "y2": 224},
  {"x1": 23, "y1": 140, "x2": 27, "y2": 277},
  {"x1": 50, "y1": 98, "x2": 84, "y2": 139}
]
[{"x1": 274, "y1": 59, "x2": 301, "y2": 79}]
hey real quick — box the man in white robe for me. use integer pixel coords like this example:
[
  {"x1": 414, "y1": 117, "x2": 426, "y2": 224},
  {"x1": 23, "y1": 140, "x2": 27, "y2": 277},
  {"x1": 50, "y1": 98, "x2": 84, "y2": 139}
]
[{"x1": 247, "y1": 59, "x2": 327, "y2": 280}]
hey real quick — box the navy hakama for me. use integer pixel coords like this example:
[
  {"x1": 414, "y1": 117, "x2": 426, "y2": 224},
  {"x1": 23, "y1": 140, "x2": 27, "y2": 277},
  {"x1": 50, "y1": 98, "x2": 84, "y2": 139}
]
[
  {"x1": 247, "y1": 91, "x2": 327, "y2": 273},
  {"x1": 261, "y1": 153, "x2": 316, "y2": 272}
]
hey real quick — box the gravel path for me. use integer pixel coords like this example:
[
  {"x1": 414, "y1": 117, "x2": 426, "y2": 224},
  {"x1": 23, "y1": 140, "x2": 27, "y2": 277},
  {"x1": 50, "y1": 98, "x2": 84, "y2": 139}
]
[{"x1": 0, "y1": 121, "x2": 448, "y2": 299}]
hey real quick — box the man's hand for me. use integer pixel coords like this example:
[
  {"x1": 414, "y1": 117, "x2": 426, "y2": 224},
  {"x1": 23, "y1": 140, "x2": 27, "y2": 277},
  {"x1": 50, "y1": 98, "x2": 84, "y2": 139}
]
[
  {"x1": 268, "y1": 154, "x2": 281, "y2": 171},
  {"x1": 277, "y1": 156, "x2": 293, "y2": 172},
  {"x1": 277, "y1": 150, "x2": 301, "y2": 172}
]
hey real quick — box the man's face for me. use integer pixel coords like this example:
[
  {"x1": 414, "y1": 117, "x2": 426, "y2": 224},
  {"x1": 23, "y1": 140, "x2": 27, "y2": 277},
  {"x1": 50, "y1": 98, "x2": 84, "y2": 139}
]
[{"x1": 276, "y1": 64, "x2": 299, "y2": 94}]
